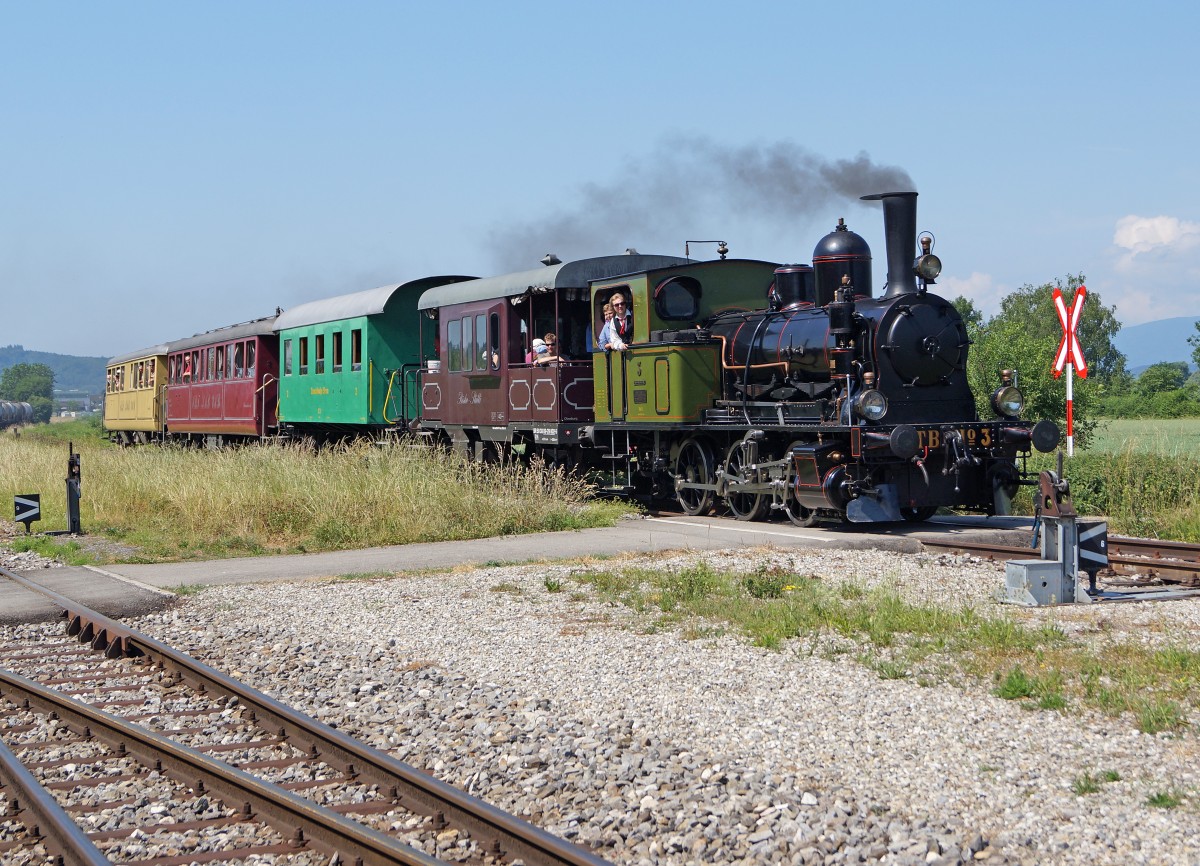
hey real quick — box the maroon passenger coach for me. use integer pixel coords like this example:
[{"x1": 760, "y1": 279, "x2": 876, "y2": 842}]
[
  {"x1": 416, "y1": 254, "x2": 688, "y2": 461},
  {"x1": 165, "y1": 316, "x2": 280, "y2": 444}
]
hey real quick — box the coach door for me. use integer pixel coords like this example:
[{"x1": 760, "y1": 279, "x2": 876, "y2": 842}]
[{"x1": 606, "y1": 351, "x2": 628, "y2": 421}]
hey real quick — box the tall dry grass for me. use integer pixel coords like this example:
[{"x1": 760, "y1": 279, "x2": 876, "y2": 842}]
[{"x1": 0, "y1": 437, "x2": 632, "y2": 560}]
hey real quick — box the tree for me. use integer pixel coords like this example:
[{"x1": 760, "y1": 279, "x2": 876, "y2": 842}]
[
  {"x1": 1190, "y1": 320, "x2": 1200, "y2": 371},
  {"x1": 0, "y1": 362, "x2": 55, "y2": 423},
  {"x1": 953, "y1": 274, "x2": 1126, "y2": 450},
  {"x1": 1137, "y1": 362, "x2": 1189, "y2": 395}
]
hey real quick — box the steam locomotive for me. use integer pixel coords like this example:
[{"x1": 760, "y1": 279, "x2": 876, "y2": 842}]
[
  {"x1": 107, "y1": 190, "x2": 1058, "y2": 524},
  {"x1": 417, "y1": 191, "x2": 1058, "y2": 524}
]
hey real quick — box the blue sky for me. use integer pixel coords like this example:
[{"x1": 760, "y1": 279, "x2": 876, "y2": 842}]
[{"x1": 3, "y1": 2, "x2": 1198, "y2": 358}]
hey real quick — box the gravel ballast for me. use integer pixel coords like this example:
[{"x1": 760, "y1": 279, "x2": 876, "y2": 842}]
[{"x1": 75, "y1": 545, "x2": 1196, "y2": 866}]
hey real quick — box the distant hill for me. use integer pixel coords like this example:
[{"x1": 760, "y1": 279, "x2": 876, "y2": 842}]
[
  {"x1": 0, "y1": 345, "x2": 107, "y2": 396},
  {"x1": 1112, "y1": 316, "x2": 1199, "y2": 375}
]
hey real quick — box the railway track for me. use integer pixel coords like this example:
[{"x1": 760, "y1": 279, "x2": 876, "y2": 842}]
[
  {"x1": 0, "y1": 566, "x2": 613, "y2": 866},
  {"x1": 922, "y1": 534, "x2": 1200, "y2": 585}
]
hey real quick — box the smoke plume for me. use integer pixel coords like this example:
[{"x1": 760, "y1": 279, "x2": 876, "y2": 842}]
[{"x1": 487, "y1": 135, "x2": 913, "y2": 271}]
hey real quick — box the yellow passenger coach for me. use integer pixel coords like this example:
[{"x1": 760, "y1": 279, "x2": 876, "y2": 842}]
[{"x1": 104, "y1": 345, "x2": 169, "y2": 444}]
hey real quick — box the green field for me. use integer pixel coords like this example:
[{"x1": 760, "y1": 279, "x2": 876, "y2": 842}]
[{"x1": 1088, "y1": 418, "x2": 1200, "y2": 456}]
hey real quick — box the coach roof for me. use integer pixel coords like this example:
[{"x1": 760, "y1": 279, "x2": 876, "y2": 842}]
[
  {"x1": 168, "y1": 316, "x2": 279, "y2": 353},
  {"x1": 107, "y1": 344, "x2": 171, "y2": 366},
  {"x1": 416, "y1": 254, "x2": 692, "y2": 310},
  {"x1": 276, "y1": 276, "x2": 475, "y2": 331}
]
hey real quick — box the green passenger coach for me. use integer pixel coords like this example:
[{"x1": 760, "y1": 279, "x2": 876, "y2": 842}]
[{"x1": 275, "y1": 276, "x2": 472, "y2": 436}]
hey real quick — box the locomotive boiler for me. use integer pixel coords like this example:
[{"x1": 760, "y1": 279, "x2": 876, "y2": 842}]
[{"x1": 669, "y1": 191, "x2": 1059, "y2": 524}]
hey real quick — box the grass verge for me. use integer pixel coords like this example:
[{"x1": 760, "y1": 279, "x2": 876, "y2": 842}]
[{"x1": 571, "y1": 560, "x2": 1196, "y2": 734}]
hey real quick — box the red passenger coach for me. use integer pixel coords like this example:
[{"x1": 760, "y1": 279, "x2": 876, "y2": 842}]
[{"x1": 165, "y1": 316, "x2": 280, "y2": 444}]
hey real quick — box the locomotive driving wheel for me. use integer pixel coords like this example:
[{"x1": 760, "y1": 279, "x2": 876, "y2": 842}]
[
  {"x1": 723, "y1": 440, "x2": 767, "y2": 521},
  {"x1": 674, "y1": 437, "x2": 715, "y2": 516},
  {"x1": 900, "y1": 506, "x2": 938, "y2": 522},
  {"x1": 782, "y1": 439, "x2": 818, "y2": 527}
]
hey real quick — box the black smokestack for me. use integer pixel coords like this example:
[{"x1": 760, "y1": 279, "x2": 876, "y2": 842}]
[{"x1": 862, "y1": 191, "x2": 919, "y2": 298}]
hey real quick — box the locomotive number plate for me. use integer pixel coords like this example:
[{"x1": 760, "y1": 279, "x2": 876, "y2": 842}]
[{"x1": 917, "y1": 426, "x2": 994, "y2": 450}]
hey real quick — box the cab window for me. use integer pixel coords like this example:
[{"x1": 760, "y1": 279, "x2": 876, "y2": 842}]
[{"x1": 654, "y1": 276, "x2": 702, "y2": 320}]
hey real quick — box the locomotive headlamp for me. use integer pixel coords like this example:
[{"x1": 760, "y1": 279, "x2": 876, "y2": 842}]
[
  {"x1": 853, "y1": 389, "x2": 888, "y2": 421},
  {"x1": 914, "y1": 233, "x2": 941, "y2": 284},
  {"x1": 914, "y1": 254, "x2": 942, "y2": 282},
  {"x1": 991, "y1": 385, "x2": 1025, "y2": 418}
]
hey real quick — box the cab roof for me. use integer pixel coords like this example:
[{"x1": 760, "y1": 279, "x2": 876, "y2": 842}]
[{"x1": 416, "y1": 255, "x2": 691, "y2": 311}]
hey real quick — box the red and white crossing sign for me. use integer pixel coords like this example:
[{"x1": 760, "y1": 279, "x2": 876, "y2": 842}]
[
  {"x1": 1052, "y1": 285, "x2": 1087, "y2": 379},
  {"x1": 1051, "y1": 285, "x2": 1087, "y2": 456}
]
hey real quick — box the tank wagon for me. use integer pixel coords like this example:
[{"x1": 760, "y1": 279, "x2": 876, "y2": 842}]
[{"x1": 0, "y1": 401, "x2": 34, "y2": 429}]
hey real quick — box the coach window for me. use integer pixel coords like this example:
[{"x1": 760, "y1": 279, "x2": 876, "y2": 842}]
[
  {"x1": 246, "y1": 342, "x2": 256, "y2": 378},
  {"x1": 231, "y1": 342, "x2": 244, "y2": 378},
  {"x1": 332, "y1": 331, "x2": 343, "y2": 373},
  {"x1": 448, "y1": 319, "x2": 463, "y2": 372},
  {"x1": 489, "y1": 313, "x2": 500, "y2": 370},
  {"x1": 299, "y1": 337, "x2": 309, "y2": 375},
  {"x1": 462, "y1": 315, "x2": 475, "y2": 371},
  {"x1": 192, "y1": 351, "x2": 201, "y2": 382},
  {"x1": 351, "y1": 329, "x2": 362, "y2": 372},
  {"x1": 475, "y1": 314, "x2": 487, "y2": 370},
  {"x1": 215, "y1": 346, "x2": 225, "y2": 380},
  {"x1": 208, "y1": 348, "x2": 217, "y2": 381},
  {"x1": 315, "y1": 334, "x2": 325, "y2": 375},
  {"x1": 283, "y1": 340, "x2": 293, "y2": 376}
]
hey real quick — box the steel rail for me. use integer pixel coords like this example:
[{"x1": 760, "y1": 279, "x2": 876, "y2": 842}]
[
  {"x1": 1, "y1": 565, "x2": 614, "y2": 866},
  {"x1": 0, "y1": 667, "x2": 443, "y2": 866},
  {"x1": 0, "y1": 732, "x2": 112, "y2": 866},
  {"x1": 921, "y1": 537, "x2": 1200, "y2": 582}
]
